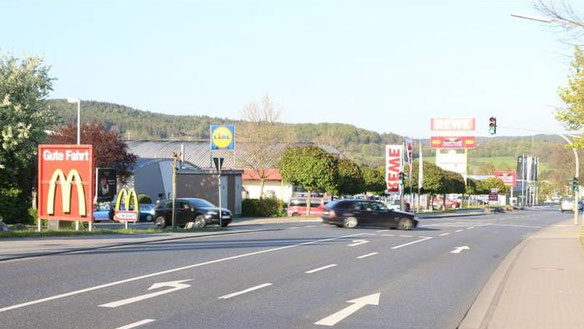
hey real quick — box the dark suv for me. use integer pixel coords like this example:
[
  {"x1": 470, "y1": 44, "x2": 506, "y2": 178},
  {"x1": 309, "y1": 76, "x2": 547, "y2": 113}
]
[
  {"x1": 321, "y1": 199, "x2": 417, "y2": 230},
  {"x1": 154, "y1": 198, "x2": 232, "y2": 228}
]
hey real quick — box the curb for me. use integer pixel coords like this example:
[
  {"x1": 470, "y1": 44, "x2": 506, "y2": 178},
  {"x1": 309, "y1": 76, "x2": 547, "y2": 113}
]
[
  {"x1": 0, "y1": 228, "x2": 275, "y2": 262},
  {"x1": 457, "y1": 223, "x2": 545, "y2": 329}
]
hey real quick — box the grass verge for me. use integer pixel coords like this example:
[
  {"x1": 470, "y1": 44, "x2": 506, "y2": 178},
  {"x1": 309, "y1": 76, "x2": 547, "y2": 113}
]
[{"x1": 0, "y1": 226, "x2": 227, "y2": 238}]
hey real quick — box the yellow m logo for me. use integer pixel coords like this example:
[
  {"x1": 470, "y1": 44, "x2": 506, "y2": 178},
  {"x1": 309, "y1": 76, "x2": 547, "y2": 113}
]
[
  {"x1": 115, "y1": 188, "x2": 139, "y2": 212},
  {"x1": 47, "y1": 169, "x2": 87, "y2": 216}
]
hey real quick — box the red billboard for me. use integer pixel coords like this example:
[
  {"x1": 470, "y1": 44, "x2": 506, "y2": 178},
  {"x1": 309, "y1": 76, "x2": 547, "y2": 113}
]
[
  {"x1": 38, "y1": 144, "x2": 94, "y2": 222},
  {"x1": 385, "y1": 145, "x2": 402, "y2": 193},
  {"x1": 430, "y1": 136, "x2": 476, "y2": 149},
  {"x1": 494, "y1": 171, "x2": 517, "y2": 188}
]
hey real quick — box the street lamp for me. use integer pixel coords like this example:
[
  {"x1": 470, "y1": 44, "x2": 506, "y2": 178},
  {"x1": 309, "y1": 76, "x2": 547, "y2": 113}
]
[
  {"x1": 511, "y1": 13, "x2": 554, "y2": 24},
  {"x1": 67, "y1": 97, "x2": 81, "y2": 145}
]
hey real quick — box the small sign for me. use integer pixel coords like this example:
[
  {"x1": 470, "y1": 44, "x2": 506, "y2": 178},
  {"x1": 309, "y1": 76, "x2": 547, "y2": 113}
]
[
  {"x1": 213, "y1": 157, "x2": 225, "y2": 172},
  {"x1": 488, "y1": 192, "x2": 498, "y2": 201},
  {"x1": 96, "y1": 168, "x2": 117, "y2": 202},
  {"x1": 430, "y1": 136, "x2": 476, "y2": 149},
  {"x1": 494, "y1": 171, "x2": 517, "y2": 188},
  {"x1": 210, "y1": 125, "x2": 235, "y2": 150},
  {"x1": 114, "y1": 210, "x2": 139, "y2": 222}
]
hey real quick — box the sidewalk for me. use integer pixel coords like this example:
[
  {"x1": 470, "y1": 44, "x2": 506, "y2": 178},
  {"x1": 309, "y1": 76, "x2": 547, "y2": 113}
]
[{"x1": 459, "y1": 220, "x2": 584, "y2": 329}]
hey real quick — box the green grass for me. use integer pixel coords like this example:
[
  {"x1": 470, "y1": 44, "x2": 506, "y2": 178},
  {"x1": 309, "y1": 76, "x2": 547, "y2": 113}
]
[{"x1": 0, "y1": 227, "x2": 227, "y2": 238}]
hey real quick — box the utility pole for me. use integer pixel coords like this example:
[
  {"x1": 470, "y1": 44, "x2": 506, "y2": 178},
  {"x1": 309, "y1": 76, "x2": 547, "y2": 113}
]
[{"x1": 171, "y1": 151, "x2": 181, "y2": 230}]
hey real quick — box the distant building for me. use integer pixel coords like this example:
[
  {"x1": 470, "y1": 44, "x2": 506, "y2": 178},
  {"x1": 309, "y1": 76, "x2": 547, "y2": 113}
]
[{"x1": 242, "y1": 168, "x2": 293, "y2": 202}]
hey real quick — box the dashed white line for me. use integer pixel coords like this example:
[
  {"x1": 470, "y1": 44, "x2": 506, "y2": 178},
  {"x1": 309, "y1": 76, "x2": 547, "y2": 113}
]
[
  {"x1": 439, "y1": 233, "x2": 450, "y2": 237},
  {"x1": 218, "y1": 283, "x2": 272, "y2": 299},
  {"x1": 305, "y1": 264, "x2": 338, "y2": 274},
  {"x1": 455, "y1": 229, "x2": 464, "y2": 233},
  {"x1": 382, "y1": 234, "x2": 395, "y2": 237},
  {"x1": 376, "y1": 229, "x2": 387, "y2": 233},
  {"x1": 399, "y1": 235, "x2": 413, "y2": 238},
  {"x1": 467, "y1": 226, "x2": 475, "y2": 230},
  {"x1": 115, "y1": 319, "x2": 155, "y2": 329},
  {"x1": 289, "y1": 226, "x2": 299, "y2": 230},
  {"x1": 392, "y1": 237, "x2": 433, "y2": 250},
  {"x1": 357, "y1": 252, "x2": 379, "y2": 259},
  {"x1": 306, "y1": 225, "x2": 316, "y2": 228}
]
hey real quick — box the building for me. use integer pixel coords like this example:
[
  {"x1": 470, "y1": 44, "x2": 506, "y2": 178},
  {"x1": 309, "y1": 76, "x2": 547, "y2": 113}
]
[{"x1": 242, "y1": 168, "x2": 293, "y2": 202}]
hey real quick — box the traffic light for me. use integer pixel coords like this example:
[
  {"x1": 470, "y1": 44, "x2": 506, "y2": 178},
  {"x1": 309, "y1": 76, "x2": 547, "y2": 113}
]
[
  {"x1": 573, "y1": 177, "x2": 579, "y2": 191},
  {"x1": 489, "y1": 117, "x2": 497, "y2": 135},
  {"x1": 398, "y1": 172, "x2": 405, "y2": 185}
]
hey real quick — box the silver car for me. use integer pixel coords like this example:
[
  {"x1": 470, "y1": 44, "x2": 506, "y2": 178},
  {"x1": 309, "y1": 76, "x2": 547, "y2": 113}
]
[{"x1": 560, "y1": 197, "x2": 584, "y2": 212}]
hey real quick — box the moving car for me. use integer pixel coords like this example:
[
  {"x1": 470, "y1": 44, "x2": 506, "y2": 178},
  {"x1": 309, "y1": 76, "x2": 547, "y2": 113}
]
[
  {"x1": 560, "y1": 197, "x2": 584, "y2": 212},
  {"x1": 321, "y1": 199, "x2": 418, "y2": 230},
  {"x1": 154, "y1": 198, "x2": 232, "y2": 228}
]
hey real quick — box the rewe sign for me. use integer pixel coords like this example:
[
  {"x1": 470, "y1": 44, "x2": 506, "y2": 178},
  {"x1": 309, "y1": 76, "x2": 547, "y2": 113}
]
[
  {"x1": 38, "y1": 144, "x2": 94, "y2": 222},
  {"x1": 385, "y1": 145, "x2": 402, "y2": 193}
]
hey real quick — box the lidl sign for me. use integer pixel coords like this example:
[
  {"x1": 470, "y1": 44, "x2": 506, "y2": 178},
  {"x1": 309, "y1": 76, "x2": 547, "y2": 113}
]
[
  {"x1": 210, "y1": 125, "x2": 235, "y2": 150},
  {"x1": 38, "y1": 144, "x2": 94, "y2": 222}
]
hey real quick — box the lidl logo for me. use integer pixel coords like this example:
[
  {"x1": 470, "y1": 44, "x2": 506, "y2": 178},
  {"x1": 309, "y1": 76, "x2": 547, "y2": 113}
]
[{"x1": 210, "y1": 125, "x2": 235, "y2": 150}]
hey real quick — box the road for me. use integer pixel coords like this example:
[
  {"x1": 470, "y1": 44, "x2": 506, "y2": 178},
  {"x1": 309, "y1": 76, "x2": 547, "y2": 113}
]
[{"x1": 0, "y1": 208, "x2": 570, "y2": 329}]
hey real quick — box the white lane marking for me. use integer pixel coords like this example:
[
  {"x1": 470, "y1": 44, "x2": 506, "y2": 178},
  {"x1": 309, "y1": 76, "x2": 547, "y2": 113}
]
[
  {"x1": 0, "y1": 233, "x2": 366, "y2": 313},
  {"x1": 392, "y1": 237, "x2": 433, "y2": 250},
  {"x1": 467, "y1": 226, "x2": 475, "y2": 230},
  {"x1": 218, "y1": 283, "x2": 272, "y2": 299},
  {"x1": 315, "y1": 293, "x2": 380, "y2": 326},
  {"x1": 100, "y1": 280, "x2": 191, "y2": 308},
  {"x1": 376, "y1": 229, "x2": 386, "y2": 233},
  {"x1": 399, "y1": 234, "x2": 413, "y2": 238},
  {"x1": 305, "y1": 264, "x2": 338, "y2": 274},
  {"x1": 382, "y1": 234, "x2": 395, "y2": 237},
  {"x1": 439, "y1": 233, "x2": 450, "y2": 236},
  {"x1": 289, "y1": 226, "x2": 299, "y2": 230},
  {"x1": 348, "y1": 239, "x2": 370, "y2": 247},
  {"x1": 306, "y1": 225, "x2": 316, "y2": 228},
  {"x1": 357, "y1": 252, "x2": 378, "y2": 259},
  {"x1": 455, "y1": 229, "x2": 464, "y2": 233},
  {"x1": 115, "y1": 319, "x2": 155, "y2": 329},
  {"x1": 488, "y1": 224, "x2": 543, "y2": 229},
  {"x1": 451, "y1": 246, "x2": 470, "y2": 254}
]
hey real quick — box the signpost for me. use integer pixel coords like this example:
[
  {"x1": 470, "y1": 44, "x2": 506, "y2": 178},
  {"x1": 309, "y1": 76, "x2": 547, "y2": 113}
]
[
  {"x1": 38, "y1": 144, "x2": 94, "y2": 231},
  {"x1": 430, "y1": 118, "x2": 476, "y2": 184},
  {"x1": 213, "y1": 157, "x2": 225, "y2": 228}
]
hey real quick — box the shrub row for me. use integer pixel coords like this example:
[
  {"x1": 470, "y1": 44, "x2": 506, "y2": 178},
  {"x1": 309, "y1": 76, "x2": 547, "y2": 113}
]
[{"x1": 242, "y1": 198, "x2": 287, "y2": 217}]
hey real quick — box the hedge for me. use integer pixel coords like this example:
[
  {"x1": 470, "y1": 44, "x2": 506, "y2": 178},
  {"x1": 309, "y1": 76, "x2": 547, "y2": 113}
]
[{"x1": 242, "y1": 198, "x2": 287, "y2": 217}]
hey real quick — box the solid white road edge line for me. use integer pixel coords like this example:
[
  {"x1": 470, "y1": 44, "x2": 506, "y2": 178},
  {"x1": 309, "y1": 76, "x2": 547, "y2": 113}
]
[
  {"x1": 0, "y1": 232, "x2": 366, "y2": 313},
  {"x1": 305, "y1": 264, "x2": 338, "y2": 274},
  {"x1": 357, "y1": 252, "x2": 378, "y2": 259},
  {"x1": 218, "y1": 283, "x2": 272, "y2": 299},
  {"x1": 115, "y1": 319, "x2": 155, "y2": 329},
  {"x1": 391, "y1": 237, "x2": 433, "y2": 250}
]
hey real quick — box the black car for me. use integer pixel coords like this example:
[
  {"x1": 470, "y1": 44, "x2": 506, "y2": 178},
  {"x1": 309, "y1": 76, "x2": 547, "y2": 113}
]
[
  {"x1": 321, "y1": 199, "x2": 418, "y2": 230},
  {"x1": 154, "y1": 198, "x2": 232, "y2": 228}
]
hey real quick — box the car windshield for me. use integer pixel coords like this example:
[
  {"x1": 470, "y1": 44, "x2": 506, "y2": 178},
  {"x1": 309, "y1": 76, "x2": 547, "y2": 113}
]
[
  {"x1": 190, "y1": 199, "x2": 215, "y2": 208},
  {"x1": 139, "y1": 204, "x2": 154, "y2": 211}
]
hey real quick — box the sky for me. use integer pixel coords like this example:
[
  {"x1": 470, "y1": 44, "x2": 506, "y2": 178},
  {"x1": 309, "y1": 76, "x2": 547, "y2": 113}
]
[{"x1": 1, "y1": 0, "x2": 582, "y2": 138}]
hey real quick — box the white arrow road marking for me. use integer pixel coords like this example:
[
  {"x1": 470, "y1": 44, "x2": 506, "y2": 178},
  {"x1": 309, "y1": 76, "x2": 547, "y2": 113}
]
[
  {"x1": 114, "y1": 319, "x2": 155, "y2": 329},
  {"x1": 315, "y1": 293, "x2": 380, "y2": 326},
  {"x1": 391, "y1": 236, "x2": 433, "y2": 250},
  {"x1": 305, "y1": 264, "x2": 338, "y2": 274},
  {"x1": 357, "y1": 252, "x2": 378, "y2": 259},
  {"x1": 218, "y1": 283, "x2": 272, "y2": 299},
  {"x1": 100, "y1": 280, "x2": 191, "y2": 308},
  {"x1": 348, "y1": 239, "x2": 370, "y2": 247},
  {"x1": 450, "y1": 246, "x2": 470, "y2": 254}
]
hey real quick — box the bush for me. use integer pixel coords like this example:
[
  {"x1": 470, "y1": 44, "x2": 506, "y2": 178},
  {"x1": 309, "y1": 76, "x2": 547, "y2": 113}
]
[
  {"x1": 138, "y1": 193, "x2": 152, "y2": 204},
  {"x1": 0, "y1": 187, "x2": 34, "y2": 224},
  {"x1": 242, "y1": 198, "x2": 287, "y2": 217}
]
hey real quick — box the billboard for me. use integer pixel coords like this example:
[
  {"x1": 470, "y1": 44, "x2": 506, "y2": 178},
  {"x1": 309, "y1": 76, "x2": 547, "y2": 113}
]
[
  {"x1": 385, "y1": 145, "x2": 403, "y2": 193},
  {"x1": 96, "y1": 168, "x2": 116, "y2": 202},
  {"x1": 430, "y1": 136, "x2": 476, "y2": 149},
  {"x1": 430, "y1": 118, "x2": 476, "y2": 136},
  {"x1": 494, "y1": 171, "x2": 517, "y2": 188},
  {"x1": 114, "y1": 188, "x2": 139, "y2": 222},
  {"x1": 38, "y1": 144, "x2": 94, "y2": 222},
  {"x1": 210, "y1": 125, "x2": 235, "y2": 150}
]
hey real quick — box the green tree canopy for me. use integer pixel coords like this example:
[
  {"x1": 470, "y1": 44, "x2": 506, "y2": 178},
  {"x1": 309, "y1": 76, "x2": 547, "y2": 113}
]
[
  {"x1": 336, "y1": 158, "x2": 364, "y2": 196},
  {"x1": 279, "y1": 146, "x2": 339, "y2": 196},
  {"x1": 557, "y1": 46, "x2": 584, "y2": 148},
  {"x1": 362, "y1": 166, "x2": 386, "y2": 194}
]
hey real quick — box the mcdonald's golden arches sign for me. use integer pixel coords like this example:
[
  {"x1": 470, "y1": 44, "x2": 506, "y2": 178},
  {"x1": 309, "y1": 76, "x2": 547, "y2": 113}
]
[{"x1": 38, "y1": 144, "x2": 94, "y2": 222}]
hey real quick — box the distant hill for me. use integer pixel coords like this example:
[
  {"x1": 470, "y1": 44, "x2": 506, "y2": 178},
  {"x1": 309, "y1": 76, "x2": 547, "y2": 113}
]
[{"x1": 47, "y1": 99, "x2": 576, "y2": 187}]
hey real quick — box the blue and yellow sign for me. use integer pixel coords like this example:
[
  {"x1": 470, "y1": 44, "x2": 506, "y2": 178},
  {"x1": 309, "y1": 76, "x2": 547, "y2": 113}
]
[{"x1": 210, "y1": 125, "x2": 235, "y2": 150}]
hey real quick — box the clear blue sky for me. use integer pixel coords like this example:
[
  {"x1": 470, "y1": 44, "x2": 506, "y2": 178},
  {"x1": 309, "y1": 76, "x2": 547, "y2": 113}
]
[{"x1": 1, "y1": 0, "x2": 580, "y2": 138}]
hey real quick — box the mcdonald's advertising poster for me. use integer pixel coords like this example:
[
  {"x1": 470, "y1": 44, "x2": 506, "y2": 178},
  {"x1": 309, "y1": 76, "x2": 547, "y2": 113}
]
[{"x1": 38, "y1": 144, "x2": 94, "y2": 222}]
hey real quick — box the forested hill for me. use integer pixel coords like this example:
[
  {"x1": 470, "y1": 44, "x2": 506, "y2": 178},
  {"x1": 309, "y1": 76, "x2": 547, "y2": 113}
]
[{"x1": 47, "y1": 99, "x2": 568, "y2": 170}]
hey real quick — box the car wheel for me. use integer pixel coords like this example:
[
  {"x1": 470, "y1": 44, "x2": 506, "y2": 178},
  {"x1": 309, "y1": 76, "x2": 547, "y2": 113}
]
[
  {"x1": 221, "y1": 221, "x2": 229, "y2": 228},
  {"x1": 146, "y1": 215, "x2": 153, "y2": 221},
  {"x1": 291, "y1": 212, "x2": 299, "y2": 217},
  {"x1": 560, "y1": 209, "x2": 565, "y2": 213},
  {"x1": 343, "y1": 217, "x2": 358, "y2": 228},
  {"x1": 195, "y1": 215, "x2": 207, "y2": 228},
  {"x1": 398, "y1": 218, "x2": 414, "y2": 230},
  {"x1": 155, "y1": 216, "x2": 166, "y2": 229}
]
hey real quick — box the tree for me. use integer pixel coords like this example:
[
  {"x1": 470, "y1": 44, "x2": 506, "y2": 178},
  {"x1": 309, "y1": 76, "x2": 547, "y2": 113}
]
[
  {"x1": 0, "y1": 55, "x2": 55, "y2": 223},
  {"x1": 238, "y1": 94, "x2": 287, "y2": 198},
  {"x1": 556, "y1": 46, "x2": 584, "y2": 149},
  {"x1": 48, "y1": 122, "x2": 137, "y2": 181},
  {"x1": 362, "y1": 166, "x2": 386, "y2": 194},
  {"x1": 279, "y1": 146, "x2": 338, "y2": 215},
  {"x1": 535, "y1": 1, "x2": 584, "y2": 42},
  {"x1": 336, "y1": 158, "x2": 364, "y2": 196},
  {"x1": 477, "y1": 177, "x2": 508, "y2": 195}
]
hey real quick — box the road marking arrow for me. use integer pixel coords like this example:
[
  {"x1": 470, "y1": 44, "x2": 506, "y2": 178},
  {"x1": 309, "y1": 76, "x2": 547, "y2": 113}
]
[
  {"x1": 315, "y1": 293, "x2": 380, "y2": 326},
  {"x1": 348, "y1": 239, "x2": 370, "y2": 247},
  {"x1": 450, "y1": 246, "x2": 470, "y2": 254},
  {"x1": 99, "y1": 280, "x2": 191, "y2": 308}
]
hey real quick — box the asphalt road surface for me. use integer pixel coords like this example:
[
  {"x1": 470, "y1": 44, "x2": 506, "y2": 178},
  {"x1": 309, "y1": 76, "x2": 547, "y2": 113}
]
[{"x1": 0, "y1": 208, "x2": 570, "y2": 329}]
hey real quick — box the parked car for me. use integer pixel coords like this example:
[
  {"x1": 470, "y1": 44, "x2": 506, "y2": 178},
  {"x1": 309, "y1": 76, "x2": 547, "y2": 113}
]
[
  {"x1": 287, "y1": 197, "x2": 330, "y2": 217},
  {"x1": 154, "y1": 198, "x2": 232, "y2": 228},
  {"x1": 385, "y1": 199, "x2": 411, "y2": 212},
  {"x1": 433, "y1": 197, "x2": 460, "y2": 209},
  {"x1": 93, "y1": 202, "x2": 113, "y2": 221},
  {"x1": 321, "y1": 199, "x2": 418, "y2": 230},
  {"x1": 139, "y1": 203, "x2": 156, "y2": 222},
  {"x1": 560, "y1": 197, "x2": 584, "y2": 212}
]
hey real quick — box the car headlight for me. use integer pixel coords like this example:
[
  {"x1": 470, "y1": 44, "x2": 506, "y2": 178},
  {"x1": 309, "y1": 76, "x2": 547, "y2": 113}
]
[{"x1": 207, "y1": 211, "x2": 218, "y2": 215}]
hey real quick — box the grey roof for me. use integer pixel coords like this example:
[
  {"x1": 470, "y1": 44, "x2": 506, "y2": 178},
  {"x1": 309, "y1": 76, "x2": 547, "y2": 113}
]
[
  {"x1": 133, "y1": 157, "x2": 199, "y2": 171},
  {"x1": 126, "y1": 140, "x2": 343, "y2": 169}
]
